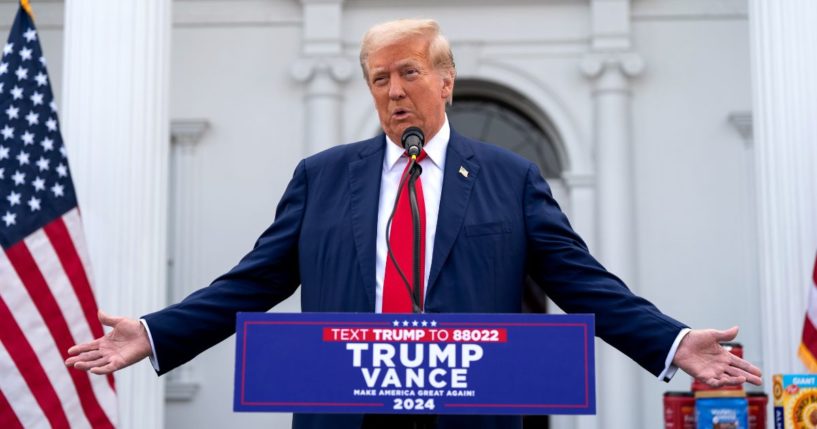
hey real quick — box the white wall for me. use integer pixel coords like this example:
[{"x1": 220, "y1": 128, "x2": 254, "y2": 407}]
[{"x1": 630, "y1": 5, "x2": 759, "y2": 428}]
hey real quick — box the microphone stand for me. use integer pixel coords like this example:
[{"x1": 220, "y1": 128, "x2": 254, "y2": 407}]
[{"x1": 407, "y1": 161, "x2": 423, "y2": 314}]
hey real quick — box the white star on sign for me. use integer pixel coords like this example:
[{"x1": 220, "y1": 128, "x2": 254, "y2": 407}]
[
  {"x1": 16, "y1": 151, "x2": 29, "y2": 166},
  {"x1": 412, "y1": 320, "x2": 419, "y2": 327},
  {"x1": 45, "y1": 118, "x2": 57, "y2": 131},
  {"x1": 34, "y1": 72, "x2": 46, "y2": 86},
  {"x1": 56, "y1": 163, "x2": 67, "y2": 177},
  {"x1": 5, "y1": 105, "x2": 19, "y2": 120},
  {"x1": 2, "y1": 211, "x2": 16, "y2": 226},
  {"x1": 393, "y1": 320, "x2": 400, "y2": 327},
  {"x1": 21, "y1": 131, "x2": 34, "y2": 145},
  {"x1": 27, "y1": 196, "x2": 41, "y2": 211},
  {"x1": 0, "y1": 62, "x2": 7, "y2": 75},
  {"x1": 23, "y1": 28, "x2": 37, "y2": 42},
  {"x1": 32, "y1": 176, "x2": 45, "y2": 191},
  {"x1": 51, "y1": 183, "x2": 64, "y2": 197},
  {"x1": 11, "y1": 170, "x2": 25, "y2": 185},
  {"x1": 11, "y1": 86, "x2": 22, "y2": 100},
  {"x1": 18, "y1": 47, "x2": 32, "y2": 61},
  {"x1": 0, "y1": 126, "x2": 13, "y2": 140},
  {"x1": 430, "y1": 321, "x2": 437, "y2": 327},
  {"x1": 25, "y1": 111, "x2": 38, "y2": 126},
  {"x1": 40, "y1": 137, "x2": 53, "y2": 151},
  {"x1": 14, "y1": 66, "x2": 28, "y2": 81},
  {"x1": 35, "y1": 157, "x2": 49, "y2": 171},
  {"x1": 0, "y1": 146, "x2": 7, "y2": 160},
  {"x1": 421, "y1": 320, "x2": 428, "y2": 327},
  {"x1": 30, "y1": 91, "x2": 43, "y2": 106},
  {"x1": 402, "y1": 320, "x2": 409, "y2": 327},
  {"x1": 3, "y1": 42, "x2": 13, "y2": 56},
  {"x1": 7, "y1": 191, "x2": 21, "y2": 206}
]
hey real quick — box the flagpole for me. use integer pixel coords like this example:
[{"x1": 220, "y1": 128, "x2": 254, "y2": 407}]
[{"x1": 20, "y1": 0, "x2": 34, "y2": 19}]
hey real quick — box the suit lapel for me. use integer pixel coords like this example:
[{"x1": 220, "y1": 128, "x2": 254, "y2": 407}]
[
  {"x1": 348, "y1": 137, "x2": 385, "y2": 310},
  {"x1": 428, "y1": 131, "x2": 480, "y2": 292}
]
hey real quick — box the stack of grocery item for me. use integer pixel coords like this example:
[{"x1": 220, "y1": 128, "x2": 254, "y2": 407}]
[
  {"x1": 773, "y1": 374, "x2": 817, "y2": 429},
  {"x1": 664, "y1": 343, "x2": 768, "y2": 429}
]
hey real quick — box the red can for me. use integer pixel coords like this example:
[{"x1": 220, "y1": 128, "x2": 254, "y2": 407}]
[
  {"x1": 747, "y1": 392, "x2": 768, "y2": 429},
  {"x1": 663, "y1": 391, "x2": 695, "y2": 429}
]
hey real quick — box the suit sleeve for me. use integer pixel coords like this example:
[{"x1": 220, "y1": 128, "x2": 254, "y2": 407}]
[
  {"x1": 142, "y1": 160, "x2": 308, "y2": 375},
  {"x1": 522, "y1": 163, "x2": 688, "y2": 376}
]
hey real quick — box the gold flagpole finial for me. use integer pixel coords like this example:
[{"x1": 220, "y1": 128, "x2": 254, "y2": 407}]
[{"x1": 20, "y1": 0, "x2": 34, "y2": 19}]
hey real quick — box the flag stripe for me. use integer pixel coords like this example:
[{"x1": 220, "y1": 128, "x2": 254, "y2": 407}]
[
  {"x1": 1, "y1": 248, "x2": 91, "y2": 429},
  {"x1": 803, "y1": 314, "x2": 817, "y2": 353},
  {"x1": 61, "y1": 209, "x2": 116, "y2": 391},
  {"x1": 0, "y1": 295, "x2": 70, "y2": 429},
  {"x1": 43, "y1": 216, "x2": 116, "y2": 391},
  {"x1": 0, "y1": 384, "x2": 25, "y2": 429},
  {"x1": 0, "y1": 342, "x2": 48, "y2": 428},
  {"x1": 25, "y1": 227, "x2": 118, "y2": 424},
  {"x1": 44, "y1": 218, "x2": 104, "y2": 341},
  {"x1": 5, "y1": 241, "x2": 114, "y2": 429},
  {"x1": 62, "y1": 209, "x2": 94, "y2": 287}
]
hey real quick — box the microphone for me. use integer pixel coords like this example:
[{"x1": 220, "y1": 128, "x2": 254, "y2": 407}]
[{"x1": 401, "y1": 127, "x2": 424, "y2": 157}]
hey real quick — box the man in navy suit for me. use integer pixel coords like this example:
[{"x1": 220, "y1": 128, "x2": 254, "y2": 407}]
[{"x1": 67, "y1": 18, "x2": 761, "y2": 429}]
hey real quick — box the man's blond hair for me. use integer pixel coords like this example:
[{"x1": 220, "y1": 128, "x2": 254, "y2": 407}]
[{"x1": 359, "y1": 19, "x2": 456, "y2": 104}]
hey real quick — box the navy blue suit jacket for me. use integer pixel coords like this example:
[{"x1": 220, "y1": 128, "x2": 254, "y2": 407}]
[{"x1": 144, "y1": 130, "x2": 686, "y2": 429}]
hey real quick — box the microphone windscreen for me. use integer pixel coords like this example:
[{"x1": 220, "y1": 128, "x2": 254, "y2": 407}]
[{"x1": 401, "y1": 127, "x2": 425, "y2": 152}]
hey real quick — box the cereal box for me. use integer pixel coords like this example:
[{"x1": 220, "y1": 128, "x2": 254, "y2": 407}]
[{"x1": 774, "y1": 374, "x2": 817, "y2": 429}]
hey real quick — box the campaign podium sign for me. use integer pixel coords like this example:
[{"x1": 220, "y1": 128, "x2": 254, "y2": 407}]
[{"x1": 234, "y1": 312, "x2": 595, "y2": 415}]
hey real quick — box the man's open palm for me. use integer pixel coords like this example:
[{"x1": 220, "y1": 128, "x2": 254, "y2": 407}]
[
  {"x1": 673, "y1": 326, "x2": 762, "y2": 387},
  {"x1": 65, "y1": 311, "x2": 151, "y2": 375}
]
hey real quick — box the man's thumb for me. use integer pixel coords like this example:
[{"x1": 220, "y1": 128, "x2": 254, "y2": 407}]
[
  {"x1": 98, "y1": 310, "x2": 123, "y2": 328},
  {"x1": 713, "y1": 326, "x2": 739, "y2": 342}
]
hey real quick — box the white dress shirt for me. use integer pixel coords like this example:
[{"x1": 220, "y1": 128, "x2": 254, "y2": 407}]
[
  {"x1": 374, "y1": 118, "x2": 449, "y2": 313},
  {"x1": 145, "y1": 115, "x2": 687, "y2": 379}
]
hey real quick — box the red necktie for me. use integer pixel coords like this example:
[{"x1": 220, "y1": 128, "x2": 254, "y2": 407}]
[{"x1": 382, "y1": 152, "x2": 426, "y2": 313}]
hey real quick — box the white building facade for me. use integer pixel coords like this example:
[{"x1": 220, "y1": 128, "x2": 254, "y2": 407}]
[{"x1": 2, "y1": 0, "x2": 814, "y2": 428}]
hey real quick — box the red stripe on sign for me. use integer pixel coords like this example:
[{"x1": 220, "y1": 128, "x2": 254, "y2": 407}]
[
  {"x1": 44, "y1": 218, "x2": 115, "y2": 391},
  {"x1": 5, "y1": 242, "x2": 115, "y2": 429},
  {"x1": 0, "y1": 382, "x2": 24, "y2": 429},
  {"x1": 0, "y1": 296, "x2": 70, "y2": 429}
]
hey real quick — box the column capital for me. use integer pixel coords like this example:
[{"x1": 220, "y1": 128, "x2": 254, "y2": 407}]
[
  {"x1": 727, "y1": 111, "x2": 753, "y2": 144},
  {"x1": 290, "y1": 56, "x2": 354, "y2": 84},
  {"x1": 170, "y1": 119, "x2": 210, "y2": 146},
  {"x1": 580, "y1": 52, "x2": 645, "y2": 80}
]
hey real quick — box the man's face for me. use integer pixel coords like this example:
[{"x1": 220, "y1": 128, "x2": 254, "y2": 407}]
[{"x1": 366, "y1": 37, "x2": 453, "y2": 146}]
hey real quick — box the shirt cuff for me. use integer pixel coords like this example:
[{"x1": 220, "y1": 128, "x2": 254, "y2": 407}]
[
  {"x1": 659, "y1": 328, "x2": 691, "y2": 382},
  {"x1": 139, "y1": 318, "x2": 160, "y2": 372}
]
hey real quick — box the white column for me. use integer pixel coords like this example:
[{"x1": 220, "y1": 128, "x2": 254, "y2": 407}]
[
  {"x1": 580, "y1": 51, "x2": 644, "y2": 429},
  {"x1": 749, "y1": 0, "x2": 817, "y2": 387},
  {"x1": 291, "y1": 0, "x2": 352, "y2": 156},
  {"x1": 165, "y1": 120, "x2": 209, "y2": 402},
  {"x1": 60, "y1": 1, "x2": 171, "y2": 428}
]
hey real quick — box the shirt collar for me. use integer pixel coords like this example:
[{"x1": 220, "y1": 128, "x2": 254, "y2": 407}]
[{"x1": 384, "y1": 116, "x2": 450, "y2": 172}]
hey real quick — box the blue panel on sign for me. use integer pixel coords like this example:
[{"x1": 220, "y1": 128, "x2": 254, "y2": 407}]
[{"x1": 234, "y1": 313, "x2": 595, "y2": 415}]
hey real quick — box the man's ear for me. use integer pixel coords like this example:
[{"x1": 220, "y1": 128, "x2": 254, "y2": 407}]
[{"x1": 441, "y1": 71, "x2": 455, "y2": 100}]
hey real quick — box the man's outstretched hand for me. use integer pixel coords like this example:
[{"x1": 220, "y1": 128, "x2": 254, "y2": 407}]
[
  {"x1": 65, "y1": 310, "x2": 152, "y2": 375},
  {"x1": 673, "y1": 326, "x2": 762, "y2": 387}
]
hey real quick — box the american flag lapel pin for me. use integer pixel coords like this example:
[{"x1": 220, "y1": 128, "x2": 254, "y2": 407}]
[{"x1": 458, "y1": 166, "x2": 469, "y2": 178}]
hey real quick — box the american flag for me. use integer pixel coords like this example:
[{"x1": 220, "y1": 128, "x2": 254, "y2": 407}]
[
  {"x1": 0, "y1": 4, "x2": 117, "y2": 428},
  {"x1": 801, "y1": 254, "x2": 817, "y2": 372}
]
